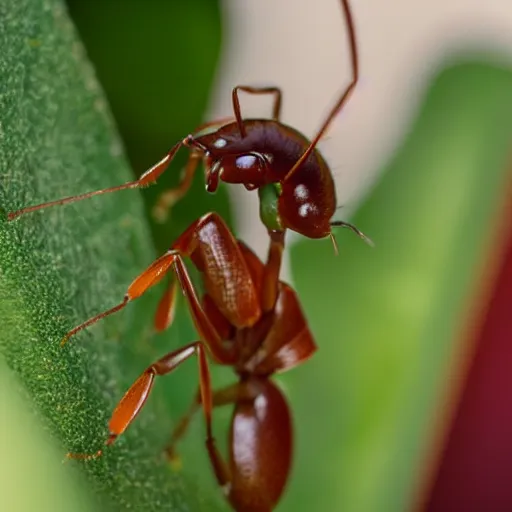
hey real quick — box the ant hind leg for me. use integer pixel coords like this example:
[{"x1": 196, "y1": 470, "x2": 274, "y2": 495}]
[{"x1": 67, "y1": 341, "x2": 213, "y2": 461}]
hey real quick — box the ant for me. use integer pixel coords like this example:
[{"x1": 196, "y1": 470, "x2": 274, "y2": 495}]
[
  {"x1": 64, "y1": 212, "x2": 317, "y2": 512},
  {"x1": 5, "y1": 0, "x2": 370, "y2": 509},
  {"x1": 7, "y1": 0, "x2": 371, "y2": 277}
]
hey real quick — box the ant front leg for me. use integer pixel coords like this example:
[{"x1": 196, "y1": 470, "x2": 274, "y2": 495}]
[
  {"x1": 154, "y1": 276, "x2": 179, "y2": 332},
  {"x1": 66, "y1": 341, "x2": 214, "y2": 461},
  {"x1": 7, "y1": 139, "x2": 188, "y2": 220},
  {"x1": 171, "y1": 211, "x2": 263, "y2": 332},
  {"x1": 60, "y1": 249, "x2": 179, "y2": 345},
  {"x1": 152, "y1": 116, "x2": 236, "y2": 223},
  {"x1": 152, "y1": 150, "x2": 202, "y2": 223},
  {"x1": 61, "y1": 212, "x2": 248, "y2": 366},
  {"x1": 232, "y1": 85, "x2": 282, "y2": 137},
  {"x1": 61, "y1": 249, "x2": 233, "y2": 365}
]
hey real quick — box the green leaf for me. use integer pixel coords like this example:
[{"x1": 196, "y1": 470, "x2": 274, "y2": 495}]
[
  {"x1": 285, "y1": 61, "x2": 512, "y2": 511},
  {"x1": 0, "y1": 361, "x2": 93, "y2": 512},
  {"x1": 0, "y1": 0, "x2": 223, "y2": 509},
  {"x1": 57, "y1": 4, "x2": 237, "y2": 502}
]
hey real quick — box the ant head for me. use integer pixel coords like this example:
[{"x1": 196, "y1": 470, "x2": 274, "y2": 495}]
[
  {"x1": 194, "y1": 121, "x2": 246, "y2": 157},
  {"x1": 194, "y1": 122, "x2": 270, "y2": 194}
]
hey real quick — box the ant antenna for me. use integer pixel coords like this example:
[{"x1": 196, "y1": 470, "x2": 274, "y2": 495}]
[
  {"x1": 330, "y1": 220, "x2": 374, "y2": 247},
  {"x1": 284, "y1": 0, "x2": 359, "y2": 183},
  {"x1": 329, "y1": 232, "x2": 340, "y2": 256}
]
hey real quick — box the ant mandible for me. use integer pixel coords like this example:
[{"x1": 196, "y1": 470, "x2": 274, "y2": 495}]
[{"x1": 64, "y1": 212, "x2": 317, "y2": 512}]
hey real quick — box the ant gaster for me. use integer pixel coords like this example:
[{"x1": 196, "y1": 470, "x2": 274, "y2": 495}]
[{"x1": 63, "y1": 212, "x2": 317, "y2": 512}]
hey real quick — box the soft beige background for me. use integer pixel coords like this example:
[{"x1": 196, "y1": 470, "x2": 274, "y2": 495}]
[{"x1": 207, "y1": 0, "x2": 512, "y2": 269}]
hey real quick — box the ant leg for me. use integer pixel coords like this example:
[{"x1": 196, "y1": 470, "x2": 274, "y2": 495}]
[
  {"x1": 171, "y1": 212, "x2": 261, "y2": 346},
  {"x1": 8, "y1": 128, "x2": 219, "y2": 222},
  {"x1": 61, "y1": 246, "x2": 233, "y2": 364},
  {"x1": 66, "y1": 341, "x2": 213, "y2": 461},
  {"x1": 172, "y1": 254, "x2": 236, "y2": 364},
  {"x1": 165, "y1": 389, "x2": 202, "y2": 463},
  {"x1": 261, "y1": 230, "x2": 286, "y2": 312},
  {"x1": 154, "y1": 275, "x2": 179, "y2": 332},
  {"x1": 65, "y1": 212, "x2": 247, "y2": 351},
  {"x1": 8, "y1": 139, "x2": 188, "y2": 220},
  {"x1": 284, "y1": 0, "x2": 358, "y2": 182},
  {"x1": 60, "y1": 212, "x2": 236, "y2": 355},
  {"x1": 204, "y1": 381, "x2": 261, "y2": 501},
  {"x1": 60, "y1": 250, "x2": 178, "y2": 345},
  {"x1": 232, "y1": 86, "x2": 282, "y2": 137},
  {"x1": 165, "y1": 382, "x2": 256, "y2": 462},
  {"x1": 206, "y1": 438, "x2": 232, "y2": 499},
  {"x1": 152, "y1": 116, "x2": 236, "y2": 223},
  {"x1": 152, "y1": 150, "x2": 202, "y2": 223}
]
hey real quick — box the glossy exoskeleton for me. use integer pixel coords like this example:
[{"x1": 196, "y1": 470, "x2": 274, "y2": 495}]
[
  {"x1": 7, "y1": 0, "x2": 370, "y2": 255},
  {"x1": 64, "y1": 212, "x2": 316, "y2": 512}
]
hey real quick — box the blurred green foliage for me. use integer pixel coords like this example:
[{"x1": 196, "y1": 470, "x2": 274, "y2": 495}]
[{"x1": 288, "y1": 61, "x2": 512, "y2": 511}]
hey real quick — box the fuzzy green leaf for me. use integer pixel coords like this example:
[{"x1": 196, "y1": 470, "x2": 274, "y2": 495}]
[
  {"x1": 0, "y1": 0, "x2": 223, "y2": 510},
  {"x1": 285, "y1": 61, "x2": 512, "y2": 511},
  {"x1": 0, "y1": 360, "x2": 94, "y2": 512}
]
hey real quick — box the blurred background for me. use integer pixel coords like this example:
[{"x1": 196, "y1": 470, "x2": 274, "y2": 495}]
[{"x1": 4, "y1": 0, "x2": 512, "y2": 510}]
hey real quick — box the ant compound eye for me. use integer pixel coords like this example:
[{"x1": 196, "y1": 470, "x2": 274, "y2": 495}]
[{"x1": 236, "y1": 154, "x2": 258, "y2": 169}]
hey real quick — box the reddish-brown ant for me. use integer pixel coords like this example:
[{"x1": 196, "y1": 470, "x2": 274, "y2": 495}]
[
  {"x1": 6, "y1": 0, "x2": 369, "y2": 354},
  {"x1": 6, "y1": 0, "x2": 368, "y2": 509},
  {"x1": 7, "y1": 0, "x2": 371, "y2": 257},
  {"x1": 64, "y1": 212, "x2": 316, "y2": 512}
]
